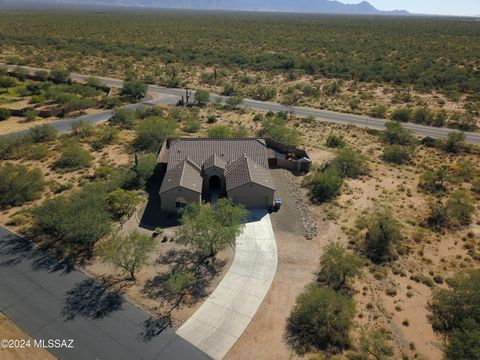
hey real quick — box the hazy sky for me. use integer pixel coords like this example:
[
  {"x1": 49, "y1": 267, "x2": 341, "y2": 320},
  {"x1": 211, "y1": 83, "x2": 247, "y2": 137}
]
[{"x1": 351, "y1": 0, "x2": 480, "y2": 16}]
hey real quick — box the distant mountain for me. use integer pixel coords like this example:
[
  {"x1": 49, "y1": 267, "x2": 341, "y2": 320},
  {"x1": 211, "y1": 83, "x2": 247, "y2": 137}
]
[{"x1": 0, "y1": 0, "x2": 410, "y2": 15}]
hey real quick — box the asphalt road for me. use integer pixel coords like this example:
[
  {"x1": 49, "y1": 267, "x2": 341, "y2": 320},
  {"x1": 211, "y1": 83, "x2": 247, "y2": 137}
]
[
  {"x1": 1, "y1": 63, "x2": 479, "y2": 145},
  {"x1": 0, "y1": 226, "x2": 210, "y2": 360}
]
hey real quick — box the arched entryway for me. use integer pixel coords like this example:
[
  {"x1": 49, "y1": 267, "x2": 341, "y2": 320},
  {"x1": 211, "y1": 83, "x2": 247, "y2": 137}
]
[{"x1": 209, "y1": 175, "x2": 222, "y2": 191}]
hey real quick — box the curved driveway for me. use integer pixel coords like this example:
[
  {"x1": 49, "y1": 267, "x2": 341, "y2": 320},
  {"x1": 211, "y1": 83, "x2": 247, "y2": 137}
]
[{"x1": 176, "y1": 210, "x2": 278, "y2": 360}]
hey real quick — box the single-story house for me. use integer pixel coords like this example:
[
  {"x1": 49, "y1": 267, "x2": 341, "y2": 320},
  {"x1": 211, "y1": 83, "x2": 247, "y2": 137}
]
[{"x1": 158, "y1": 138, "x2": 310, "y2": 212}]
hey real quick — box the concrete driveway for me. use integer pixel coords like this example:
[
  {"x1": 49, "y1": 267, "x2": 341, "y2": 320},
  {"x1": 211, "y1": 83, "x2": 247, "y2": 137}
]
[
  {"x1": 176, "y1": 210, "x2": 278, "y2": 359},
  {"x1": 0, "y1": 226, "x2": 210, "y2": 360}
]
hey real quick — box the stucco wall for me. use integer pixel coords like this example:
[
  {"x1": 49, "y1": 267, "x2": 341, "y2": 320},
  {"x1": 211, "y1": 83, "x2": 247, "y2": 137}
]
[
  {"x1": 228, "y1": 183, "x2": 274, "y2": 209},
  {"x1": 160, "y1": 187, "x2": 202, "y2": 212}
]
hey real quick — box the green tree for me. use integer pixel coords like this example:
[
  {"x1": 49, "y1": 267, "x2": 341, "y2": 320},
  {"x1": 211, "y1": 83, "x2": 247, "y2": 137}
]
[
  {"x1": 413, "y1": 108, "x2": 433, "y2": 125},
  {"x1": 85, "y1": 76, "x2": 102, "y2": 88},
  {"x1": 445, "y1": 319, "x2": 480, "y2": 360},
  {"x1": 121, "y1": 79, "x2": 147, "y2": 101},
  {"x1": 225, "y1": 96, "x2": 243, "y2": 109},
  {"x1": 325, "y1": 133, "x2": 346, "y2": 148},
  {"x1": 429, "y1": 269, "x2": 480, "y2": 332},
  {"x1": 382, "y1": 145, "x2": 412, "y2": 165},
  {"x1": 32, "y1": 183, "x2": 112, "y2": 256},
  {"x1": 54, "y1": 143, "x2": 93, "y2": 170},
  {"x1": 261, "y1": 115, "x2": 300, "y2": 146},
  {"x1": 359, "y1": 328, "x2": 394, "y2": 360},
  {"x1": 28, "y1": 124, "x2": 57, "y2": 143},
  {"x1": 286, "y1": 285, "x2": 356, "y2": 354},
  {"x1": 443, "y1": 132, "x2": 465, "y2": 153},
  {"x1": 110, "y1": 108, "x2": 136, "y2": 129},
  {"x1": 106, "y1": 189, "x2": 140, "y2": 221},
  {"x1": 207, "y1": 125, "x2": 232, "y2": 139},
  {"x1": 391, "y1": 108, "x2": 412, "y2": 122},
  {"x1": 166, "y1": 271, "x2": 196, "y2": 296},
  {"x1": 177, "y1": 199, "x2": 247, "y2": 258},
  {"x1": 49, "y1": 68, "x2": 70, "y2": 83},
  {"x1": 0, "y1": 108, "x2": 11, "y2": 121},
  {"x1": 0, "y1": 76, "x2": 16, "y2": 88},
  {"x1": 419, "y1": 168, "x2": 449, "y2": 193},
  {"x1": 383, "y1": 121, "x2": 415, "y2": 145},
  {"x1": 333, "y1": 147, "x2": 368, "y2": 179},
  {"x1": 310, "y1": 168, "x2": 344, "y2": 203},
  {"x1": 364, "y1": 210, "x2": 402, "y2": 263},
  {"x1": 71, "y1": 119, "x2": 95, "y2": 138},
  {"x1": 446, "y1": 189, "x2": 475, "y2": 227},
  {"x1": 0, "y1": 163, "x2": 44, "y2": 209},
  {"x1": 317, "y1": 243, "x2": 363, "y2": 293},
  {"x1": 134, "y1": 116, "x2": 176, "y2": 152},
  {"x1": 24, "y1": 109, "x2": 37, "y2": 122},
  {"x1": 194, "y1": 89, "x2": 210, "y2": 106},
  {"x1": 96, "y1": 230, "x2": 155, "y2": 280}
]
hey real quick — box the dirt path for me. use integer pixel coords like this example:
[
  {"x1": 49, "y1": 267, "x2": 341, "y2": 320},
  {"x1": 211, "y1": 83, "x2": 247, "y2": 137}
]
[{"x1": 225, "y1": 170, "x2": 340, "y2": 360}]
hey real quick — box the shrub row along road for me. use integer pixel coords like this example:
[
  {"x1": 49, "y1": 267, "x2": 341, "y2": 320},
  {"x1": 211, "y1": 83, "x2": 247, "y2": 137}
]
[{"x1": 1, "y1": 64, "x2": 479, "y2": 146}]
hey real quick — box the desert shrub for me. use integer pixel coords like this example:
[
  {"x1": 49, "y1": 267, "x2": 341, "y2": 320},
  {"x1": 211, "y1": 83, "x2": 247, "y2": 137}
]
[
  {"x1": 103, "y1": 96, "x2": 122, "y2": 109},
  {"x1": 443, "y1": 132, "x2": 466, "y2": 153},
  {"x1": 383, "y1": 121, "x2": 415, "y2": 145},
  {"x1": 317, "y1": 243, "x2": 363, "y2": 293},
  {"x1": 419, "y1": 168, "x2": 448, "y2": 193},
  {"x1": 261, "y1": 115, "x2": 300, "y2": 146},
  {"x1": 225, "y1": 96, "x2": 243, "y2": 110},
  {"x1": 24, "y1": 109, "x2": 38, "y2": 122},
  {"x1": 370, "y1": 105, "x2": 388, "y2": 118},
  {"x1": 325, "y1": 133, "x2": 346, "y2": 148},
  {"x1": 207, "y1": 115, "x2": 217, "y2": 124},
  {"x1": 391, "y1": 108, "x2": 412, "y2": 122},
  {"x1": 358, "y1": 328, "x2": 394, "y2": 360},
  {"x1": 32, "y1": 183, "x2": 112, "y2": 257},
  {"x1": 332, "y1": 147, "x2": 368, "y2": 179},
  {"x1": 106, "y1": 189, "x2": 140, "y2": 221},
  {"x1": 166, "y1": 271, "x2": 196, "y2": 296},
  {"x1": 28, "y1": 124, "x2": 57, "y2": 143},
  {"x1": 25, "y1": 144, "x2": 50, "y2": 160},
  {"x1": 252, "y1": 86, "x2": 276, "y2": 101},
  {"x1": 91, "y1": 126, "x2": 119, "y2": 150},
  {"x1": 382, "y1": 145, "x2": 412, "y2": 164},
  {"x1": 135, "y1": 105, "x2": 163, "y2": 119},
  {"x1": 0, "y1": 76, "x2": 16, "y2": 88},
  {"x1": 310, "y1": 168, "x2": 344, "y2": 203},
  {"x1": 413, "y1": 108, "x2": 433, "y2": 125},
  {"x1": 49, "y1": 68, "x2": 70, "y2": 83},
  {"x1": 207, "y1": 124, "x2": 232, "y2": 138},
  {"x1": 429, "y1": 269, "x2": 480, "y2": 332},
  {"x1": 29, "y1": 95, "x2": 45, "y2": 104},
  {"x1": 121, "y1": 79, "x2": 147, "y2": 101},
  {"x1": 452, "y1": 160, "x2": 477, "y2": 182},
  {"x1": 183, "y1": 117, "x2": 201, "y2": 133},
  {"x1": 446, "y1": 190, "x2": 475, "y2": 227},
  {"x1": 134, "y1": 116, "x2": 176, "y2": 152},
  {"x1": 54, "y1": 143, "x2": 93, "y2": 170},
  {"x1": 286, "y1": 285, "x2": 356, "y2": 354},
  {"x1": 71, "y1": 119, "x2": 95, "y2": 138},
  {"x1": 194, "y1": 89, "x2": 210, "y2": 105},
  {"x1": 472, "y1": 179, "x2": 480, "y2": 194},
  {"x1": 0, "y1": 163, "x2": 44, "y2": 209},
  {"x1": 110, "y1": 108, "x2": 136, "y2": 129},
  {"x1": 364, "y1": 210, "x2": 402, "y2": 263},
  {"x1": 0, "y1": 108, "x2": 11, "y2": 121}
]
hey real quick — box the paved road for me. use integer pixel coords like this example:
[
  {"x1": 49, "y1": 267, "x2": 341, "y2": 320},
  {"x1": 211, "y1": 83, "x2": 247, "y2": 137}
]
[
  {"x1": 177, "y1": 210, "x2": 277, "y2": 360},
  {"x1": 0, "y1": 226, "x2": 210, "y2": 360},
  {"x1": 2, "y1": 63, "x2": 478, "y2": 145}
]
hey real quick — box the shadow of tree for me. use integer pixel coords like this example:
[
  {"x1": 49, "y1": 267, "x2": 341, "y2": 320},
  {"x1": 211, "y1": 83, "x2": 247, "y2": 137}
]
[
  {"x1": 139, "y1": 168, "x2": 180, "y2": 231},
  {"x1": 62, "y1": 278, "x2": 123, "y2": 321},
  {"x1": 0, "y1": 231, "x2": 74, "y2": 274},
  {"x1": 137, "y1": 315, "x2": 172, "y2": 342},
  {"x1": 142, "y1": 249, "x2": 227, "y2": 306}
]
